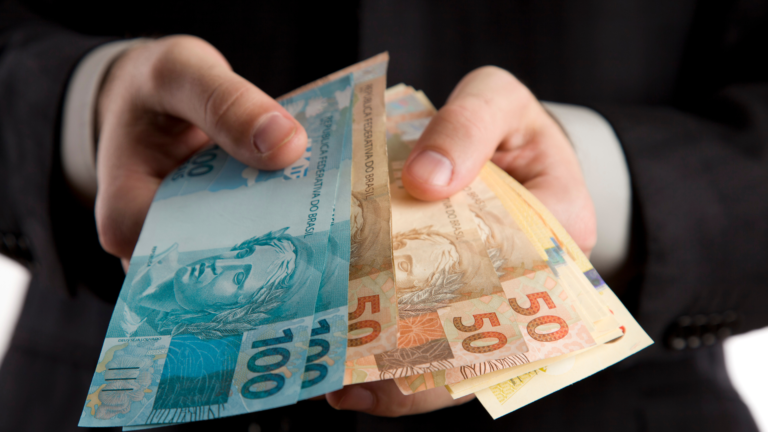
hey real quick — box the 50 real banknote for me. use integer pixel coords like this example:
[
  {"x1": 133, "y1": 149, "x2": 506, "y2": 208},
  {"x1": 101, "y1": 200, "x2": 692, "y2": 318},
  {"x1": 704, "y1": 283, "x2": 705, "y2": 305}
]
[
  {"x1": 380, "y1": 87, "x2": 633, "y2": 399},
  {"x1": 380, "y1": 89, "x2": 588, "y2": 392}
]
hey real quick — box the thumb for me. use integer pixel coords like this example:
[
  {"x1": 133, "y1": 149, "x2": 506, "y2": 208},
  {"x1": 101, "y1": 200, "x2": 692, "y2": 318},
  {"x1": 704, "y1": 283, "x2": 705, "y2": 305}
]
[
  {"x1": 401, "y1": 66, "x2": 540, "y2": 201},
  {"x1": 149, "y1": 36, "x2": 307, "y2": 170}
]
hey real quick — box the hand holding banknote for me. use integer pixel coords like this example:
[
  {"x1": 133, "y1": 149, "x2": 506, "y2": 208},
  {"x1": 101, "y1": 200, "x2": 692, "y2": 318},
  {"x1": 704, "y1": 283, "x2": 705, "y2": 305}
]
[
  {"x1": 327, "y1": 66, "x2": 598, "y2": 416},
  {"x1": 79, "y1": 54, "x2": 647, "y2": 427},
  {"x1": 400, "y1": 66, "x2": 596, "y2": 255},
  {"x1": 95, "y1": 36, "x2": 309, "y2": 261}
]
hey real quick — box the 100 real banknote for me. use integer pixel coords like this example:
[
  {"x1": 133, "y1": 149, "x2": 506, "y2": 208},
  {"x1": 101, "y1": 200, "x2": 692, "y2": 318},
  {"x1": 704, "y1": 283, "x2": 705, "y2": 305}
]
[{"x1": 80, "y1": 71, "x2": 355, "y2": 428}]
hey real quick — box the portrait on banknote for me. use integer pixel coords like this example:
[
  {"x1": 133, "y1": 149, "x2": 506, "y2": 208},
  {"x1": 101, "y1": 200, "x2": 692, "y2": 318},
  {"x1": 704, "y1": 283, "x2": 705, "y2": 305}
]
[
  {"x1": 468, "y1": 203, "x2": 543, "y2": 279},
  {"x1": 393, "y1": 226, "x2": 481, "y2": 317},
  {"x1": 112, "y1": 228, "x2": 317, "y2": 339},
  {"x1": 349, "y1": 190, "x2": 392, "y2": 278}
]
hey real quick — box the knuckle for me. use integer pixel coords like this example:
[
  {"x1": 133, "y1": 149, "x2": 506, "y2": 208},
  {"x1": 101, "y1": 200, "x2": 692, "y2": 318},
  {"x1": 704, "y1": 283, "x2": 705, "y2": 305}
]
[
  {"x1": 95, "y1": 211, "x2": 124, "y2": 258},
  {"x1": 473, "y1": 65, "x2": 519, "y2": 87},
  {"x1": 147, "y1": 36, "x2": 225, "y2": 95},
  {"x1": 203, "y1": 80, "x2": 248, "y2": 129},
  {"x1": 468, "y1": 66, "x2": 533, "y2": 106},
  {"x1": 203, "y1": 81, "x2": 253, "y2": 138},
  {"x1": 146, "y1": 50, "x2": 181, "y2": 93},
  {"x1": 95, "y1": 193, "x2": 143, "y2": 259},
  {"x1": 158, "y1": 35, "x2": 214, "y2": 61},
  {"x1": 379, "y1": 394, "x2": 415, "y2": 418},
  {"x1": 474, "y1": 65, "x2": 509, "y2": 77}
]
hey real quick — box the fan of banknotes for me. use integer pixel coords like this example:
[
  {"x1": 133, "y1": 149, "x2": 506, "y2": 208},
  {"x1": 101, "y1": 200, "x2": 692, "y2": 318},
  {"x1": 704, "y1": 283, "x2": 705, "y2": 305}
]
[{"x1": 79, "y1": 54, "x2": 652, "y2": 429}]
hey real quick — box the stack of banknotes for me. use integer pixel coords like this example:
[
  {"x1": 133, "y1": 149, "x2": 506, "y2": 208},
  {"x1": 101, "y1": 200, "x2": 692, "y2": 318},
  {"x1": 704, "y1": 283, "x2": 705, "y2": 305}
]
[{"x1": 79, "y1": 54, "x2": 652, "y2": 429}]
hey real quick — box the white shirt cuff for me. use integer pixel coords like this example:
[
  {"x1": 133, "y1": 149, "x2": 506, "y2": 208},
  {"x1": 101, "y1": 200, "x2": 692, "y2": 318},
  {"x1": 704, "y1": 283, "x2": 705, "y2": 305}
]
[
  {"x1": 543, "y1": 102, "x2": 632, "y2": 280},
  {"x1": 61, "y1": 39, "x2": 144, "y2": 205}
]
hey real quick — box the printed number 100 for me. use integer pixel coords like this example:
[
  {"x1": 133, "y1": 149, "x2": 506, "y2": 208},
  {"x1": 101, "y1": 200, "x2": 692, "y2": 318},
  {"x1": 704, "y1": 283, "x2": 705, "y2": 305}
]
[
  {"x1": 240, "y1": 324, "x2": 334, "y2": 399},
  {"x1": 241, "y1": 329, "x2": 294, "y2": 399}
]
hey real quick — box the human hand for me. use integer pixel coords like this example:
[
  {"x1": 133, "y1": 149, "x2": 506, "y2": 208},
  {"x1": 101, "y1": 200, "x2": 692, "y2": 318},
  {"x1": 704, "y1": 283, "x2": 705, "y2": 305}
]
[
  {"x1": 402, "y1": 66, "x2": 596, "y2": 255},
  {"x1": 95, "y1": 36, "x2": 308, "y2": 264},
  {"x1": 324, "y1": 379, "x2": 474, "y2": 417},
  {"x1": 327, "y1": 66, "x2": 596, "y2": 416}
]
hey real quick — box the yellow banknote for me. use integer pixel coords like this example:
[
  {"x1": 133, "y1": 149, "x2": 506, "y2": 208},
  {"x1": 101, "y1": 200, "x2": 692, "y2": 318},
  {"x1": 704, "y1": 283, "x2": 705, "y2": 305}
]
[{"x1": 476, "y1": 288, "x2": 652, "y2": 418}]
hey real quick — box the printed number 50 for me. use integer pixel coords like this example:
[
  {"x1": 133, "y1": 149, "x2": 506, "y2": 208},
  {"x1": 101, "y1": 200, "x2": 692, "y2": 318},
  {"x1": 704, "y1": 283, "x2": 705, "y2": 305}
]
[
  {"x1": 509, "y1": 292, "x2": 569, "y2": 342},
  {"x1": 453, "y1": 313, "x2": 507, "y2": 354},
  {"x1": 348, "y1": 295, "x2": 381, "y2": 347}
]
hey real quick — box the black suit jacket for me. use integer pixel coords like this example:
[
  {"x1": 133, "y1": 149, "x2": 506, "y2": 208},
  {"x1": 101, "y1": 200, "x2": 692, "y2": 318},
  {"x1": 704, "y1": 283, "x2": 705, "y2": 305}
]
[{"x1": 1, "y1": 0, "x2": 766, "y2": 431}]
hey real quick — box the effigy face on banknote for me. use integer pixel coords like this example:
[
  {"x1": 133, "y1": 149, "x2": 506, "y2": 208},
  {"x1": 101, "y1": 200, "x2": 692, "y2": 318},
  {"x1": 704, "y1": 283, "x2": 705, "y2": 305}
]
[
  {"x1": 112, "y1": 228, "x2": 317, "y2": 339},
  {"x1": 466, "y1": 188, "x2": 545, "y2": 280},
  {"x1": 80, "y1": 73, "x2": 353, "y2": 428},
  {"x1": 358, "y1": 188, "x2": 528, "y2": 381}
]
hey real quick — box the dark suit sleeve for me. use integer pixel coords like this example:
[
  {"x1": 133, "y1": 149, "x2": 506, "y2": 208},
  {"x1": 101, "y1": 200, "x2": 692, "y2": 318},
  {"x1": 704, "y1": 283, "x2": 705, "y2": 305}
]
[
  {"x1": 0, "y1": 3, "x2": 129, "y2": 430},
  {"x1": 582, "y1": 1, "x2": 768, "y2": 347},
  {"x1": 594, "y1": 83, "x2": 768, "y2": 344},
  {"x1": 0, "y1": 0, "x2": 124, "y2": 299}
]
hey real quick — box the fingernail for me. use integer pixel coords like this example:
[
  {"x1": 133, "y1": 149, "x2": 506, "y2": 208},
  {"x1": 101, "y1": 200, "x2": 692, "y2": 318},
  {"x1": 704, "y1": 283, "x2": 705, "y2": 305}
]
[
  {"x1": 336, "y1": 387, "x2": 374, "y2": 411},
  {"x1": 407, "y1": 150, "x2": 453, "y2": 186},
  {"x1": 253, "y1": 112, "x2": 296, "y2": 154}
]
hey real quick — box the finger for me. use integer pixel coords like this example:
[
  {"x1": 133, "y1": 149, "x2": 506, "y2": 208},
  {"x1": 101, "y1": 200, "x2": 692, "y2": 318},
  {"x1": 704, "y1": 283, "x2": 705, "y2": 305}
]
[
  {"x1": 307, "y1": 395, "x2": 327, "y2": 401},
  {"x1": 399, "y1": 66, "x2": 596, "y2": 254},
  {"x1": 326, "y1": 380, "x2": 475, "y2": 417},
  {"x1": 95, "y1": 163, "x2": 164, "y2": 259},
  {"x1": 95, "y1": 36, "x2": 308, "y2": 258},
  {"x1": 95, "y1": 100, "x2": 212, "y2": 258},
  {"x1": 402, "y1": 66, "x2": 543, "y2": 201},
  {"x1": 145, "y1": 36, "x2": 307, "y2": 170}
]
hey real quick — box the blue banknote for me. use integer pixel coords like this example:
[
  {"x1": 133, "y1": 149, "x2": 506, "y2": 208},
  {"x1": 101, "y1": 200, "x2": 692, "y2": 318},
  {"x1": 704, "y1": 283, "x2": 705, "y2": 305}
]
[
  {"x1": 80, "y1": 74, "x2": 353, "y2": 428},
  {"x1": 296, "y1": 57, "x2": 390, "y2": 399},
  {"x1": 298, "y1": 108, "x2": 353, "y2": 400}
]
